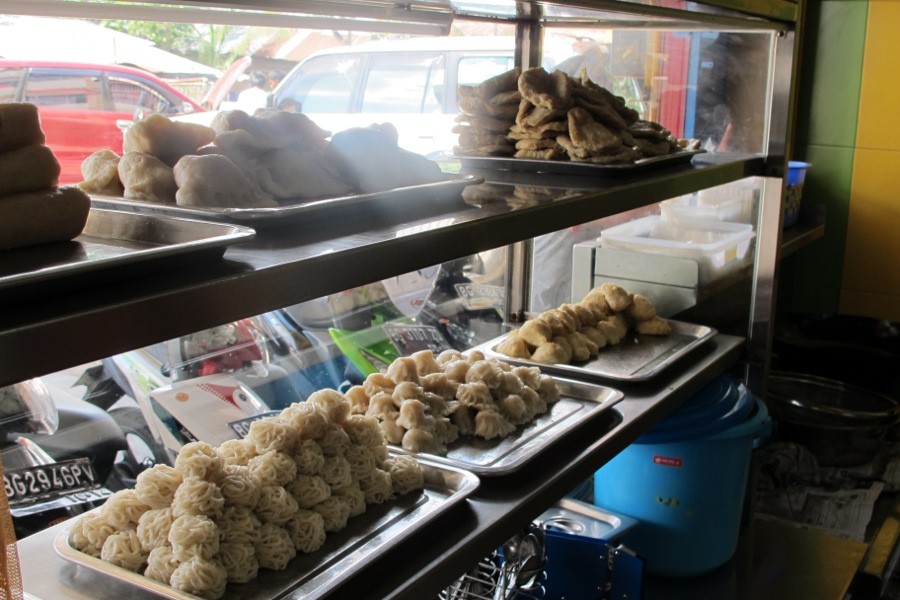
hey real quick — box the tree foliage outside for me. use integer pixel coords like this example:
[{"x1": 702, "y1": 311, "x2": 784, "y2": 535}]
[{"x1": 100, "y1": 20, "x2": 238, "y2": 70}]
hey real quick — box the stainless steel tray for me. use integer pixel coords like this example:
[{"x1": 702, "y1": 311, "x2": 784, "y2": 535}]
[
  {"x1": 454, "y1": 149, "x2": 705, "y2": 176},
  {"x1": 390, "y1": 377, "x2": 623, "y2": 476},
  {"x1": 0, "y1": 208, "x2": 254, "y2": 307},
  {"x1": 89, "y1": 175, "x2": 482, "y2": 227},
  {"x1": 53, "y1": 458, "x2": 478, "y2": 600},
  {"x1": 480, "y1": 320, "x2": 716, "y2": 382}
]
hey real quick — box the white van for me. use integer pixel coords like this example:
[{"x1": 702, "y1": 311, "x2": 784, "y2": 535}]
[
  {"x1": 178, "y1": 36, "x2": 641, "y2": 159},
  {"x1": 269, "y1": 36, "x2": 518, "y2": 158}
]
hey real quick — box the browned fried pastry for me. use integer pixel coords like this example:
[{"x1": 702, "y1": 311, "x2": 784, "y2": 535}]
[
  {"x1": 174, "y1": 154, "x2": 277, "y2": 208},
  {"x1": 599, "y1": 282, "x2": 634, "y2": 312},
  {"x1": 118, "y1": 152, "x2": 177, "y2": 204},
  {"x1": 574, "y1": 147, "x2": 641, "y2": 164},
  {"x1": 488, "y1": 90, "x2": 522, "y2": 106},
  {"x1": 124, "y1": 114, "x2": 215, "y2": 167},
  {"x1": 530, "y1": 342, "x2": 569, "y2": 364},
  {"x1": 496, "y1": 330, "x2": 532, "y2": 359},
  {"x1": 514, "y1": 147, "x2": 567, "y2": 160},
  {"x1": 555, "y1": 135, "x2": 591, "y2": 161},
  {"x1": 580, "y1": 326, "x2": 608, "y2": 350},
  {"x1": 508, "y1": 121, "x2": 569, "y2": 140},
  {"x1": 471, "y1": 67, "x2": 521, "y2": 100},
  {"x1": 567, "y1": 107, "x2": 622, "y2": 155},
  {"x1": 582, "y1": 290, "x2": 612, "y2": 315},
  {"x1": 633, "y1": 137, "x2": 677, "y2": 158},
  {"x1": 596, "y1": 316, "x2": 628, "y2": 346},
  {"x1": 253, "y1": 146, "x2": 353, "y2": 200},
  {"x1": 573, "y1": 96, "x2": 629, "y2": 131},
  {"x1": 0, "y1": 186, "x2": 90, "y2": 251},
  {"x1": 458, "y1": 97, "x2": 519, "y2": 120},
  {"x1": 516, "y1": 103, "x2": 568, "y2": 128},
  {"x1": 628, "y1": 120, "x2": 670, "y2": 140},
  {"x1": 0, "y1": 103, "x2": 45, "y2": 153},
  {"x1": 518, "y1": 319, "x2": 553, "y2": 347},
  {"x1": 574, "y1": 69, "x2": 640, "y2": 124},
  {"x1": 456, "y1": 129, "x2": 511, "y2": 149},
  {"x1": 514, "y1": 138, "x2": 563, "y2": 151},
  {"x1": 636, "y1": 316, "x2": 673, "y2": 336},
  {"x1": 518, "y1": 68, "x2": 573, "y2": 110},
  {"x1": 454, "y1": 113, "x2": 515, "y2": 133},
  {"x1": 625, "y1": 294, "x2": 657, "y2": 323},
  {"x1": 0, "y1": 144, "x2": 60, "y2": 197},
  {"x1": 79, "y1": 149, "x2": 123, "y2": 196}
]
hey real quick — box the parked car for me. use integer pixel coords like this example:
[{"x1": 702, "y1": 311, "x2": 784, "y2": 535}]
[{"x1": 0, "y1": 60, "x2": 205, "y2": 184}]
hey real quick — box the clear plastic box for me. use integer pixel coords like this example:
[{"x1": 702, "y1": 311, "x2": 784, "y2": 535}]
[
  {"x1": 599, "y1": 216, "x2": 755, "y2": 285},
  {"x1": 659, "y1": 179, "x2": 759, "y2": 225}
]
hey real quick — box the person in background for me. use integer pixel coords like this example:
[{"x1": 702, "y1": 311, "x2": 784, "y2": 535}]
[
  {"x1": 236, "y1": 70, "x2": 270, "y2": 114},
  {"x1": 267, "y1": 69, "x2": 285, "y2": 92}
]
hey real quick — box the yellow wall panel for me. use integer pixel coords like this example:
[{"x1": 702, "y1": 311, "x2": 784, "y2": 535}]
[
  {"x1": 855, "y1": 0, "x2": 900, "y2": 151},
  {"x1": 842, "y1": 148, "x2": 900, "y2": 318}
]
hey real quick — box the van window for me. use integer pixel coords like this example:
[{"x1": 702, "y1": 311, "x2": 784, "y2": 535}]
[
  {"x1": 457, "y1": 56, "x2": 515, "y2": 87},
  {"x1": 276, "y1": 54, "x2": 363, "y2": 113},
  {"x1": 24, "y1": 69, "x2": 104, "y2": 110},
  {"x1": 108, "y1": 75, "x2": 172, "y2": 114},
  {"x1": 0, "y1": 67, "x2": 23, "y2": 103},
  {"x1": 361, "y1": 54, "x2": 445, "y2": 114}
]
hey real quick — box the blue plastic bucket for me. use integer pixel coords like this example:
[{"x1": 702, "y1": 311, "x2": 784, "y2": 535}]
[
  {"x1": 594, "y1": 377, "x2": 769, "y2": 576},
  {"x1": 784, "y1": 161, "x2": 811, "y2": 227}
]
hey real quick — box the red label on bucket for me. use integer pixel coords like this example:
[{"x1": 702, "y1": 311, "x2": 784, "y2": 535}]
[{"x1": 653, "y1": 455, "x2": 683, "y2": 467}]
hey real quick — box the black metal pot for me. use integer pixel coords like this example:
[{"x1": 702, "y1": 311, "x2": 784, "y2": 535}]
[{"x1": 766, "y1": 372, "x2": 900, "y2": 467}]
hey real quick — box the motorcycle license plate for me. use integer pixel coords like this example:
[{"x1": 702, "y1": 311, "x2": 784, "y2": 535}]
[{"x1": 4, "y1": 458, "x2": 99, "y2": 507}]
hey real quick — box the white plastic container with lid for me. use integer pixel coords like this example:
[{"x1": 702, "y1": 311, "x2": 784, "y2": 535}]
[
  {"x1": 660, "y1": 180, "x2": 760, "y2": 225},
  {"x1": 599, "y1": 215, "x2": 755, "y2": 285}
]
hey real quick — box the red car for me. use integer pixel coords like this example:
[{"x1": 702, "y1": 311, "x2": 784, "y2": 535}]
[{"x1": 0, "y1": 60, "x2": 205, "y2": 184}]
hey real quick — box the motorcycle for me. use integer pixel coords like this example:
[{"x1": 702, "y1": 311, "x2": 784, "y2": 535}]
[{"x1": 0, "y1": 378, "x2": 136, "y2": 539}]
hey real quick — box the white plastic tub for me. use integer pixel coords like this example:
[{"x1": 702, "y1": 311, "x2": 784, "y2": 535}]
[
  {"x1": 660, "y1": 180, "x2": 759, "y2": 225},
  {"x1": 599, "y1": 216, "x2": 755, "y2": 285}
]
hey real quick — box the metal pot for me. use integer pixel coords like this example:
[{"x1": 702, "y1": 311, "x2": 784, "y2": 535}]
[{"x1": 766, "y1": 371, "x2": 900, "y2": 467}]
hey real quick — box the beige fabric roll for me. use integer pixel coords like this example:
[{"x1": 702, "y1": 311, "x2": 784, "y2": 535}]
[
  {"x1": 0, "y1": 144, "x2": 60, "y2": 197},
  {"x1": 0, "y1": 103, "x2": 45, "y2": 153},
  {"x1": 0, "y1": 186, "x2": 91, "y2": 251}
]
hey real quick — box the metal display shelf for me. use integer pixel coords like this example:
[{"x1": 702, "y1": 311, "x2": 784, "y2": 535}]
[
  {"x1": 0, "y1": 154, "x2": 762, "y2": 389},
  {"x1": 19, "y1": 334, "x2": 744, "y2": 600}
]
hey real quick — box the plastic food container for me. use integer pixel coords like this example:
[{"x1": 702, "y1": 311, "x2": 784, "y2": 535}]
[
  {"x1": 599, "y1": 216, "x2": 755, "y2": 285},
  {"x1": 660, "y1": 180, "x2": 759, "y2": 225},
  {"x1": 594, "y1": 377, "x2": 770, "y2": 576},
  {"x1": 783, "y1": 161, "x2": 811, "y2": 227}
]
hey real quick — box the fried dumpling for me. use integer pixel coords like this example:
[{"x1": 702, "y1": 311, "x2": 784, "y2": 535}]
[
  {"x1": 253, "y1": 146, "x2": 353, "y2": 200},
  {"x1": 124, "y1": 114, "x2": 215, "y2": 167},
  {"x1": 118, "y1": 152, "x2": 177, "y2": 204},
  {"x1": 174, "y1": 154, "x2": 277, "y2": 208},
  {"x1": 79, "y1": 149, "x2": 123, "y2": 196}
]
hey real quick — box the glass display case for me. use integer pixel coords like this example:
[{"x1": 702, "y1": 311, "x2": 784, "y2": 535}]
[{"x1": 0, "y1": 0, "x2": 814, "y2": 598}]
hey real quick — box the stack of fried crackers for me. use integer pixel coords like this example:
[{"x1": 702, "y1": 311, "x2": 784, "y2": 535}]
[
  {"x1": 453, "y1": 67, "x2": 522, "y2": 157},
  {"x1": 455, "y1": 66, "x2": 690, "y2": 164}
]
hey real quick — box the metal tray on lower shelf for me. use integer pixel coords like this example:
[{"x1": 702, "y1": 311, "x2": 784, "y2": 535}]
[
  {"x1": 390, "y1": 377, "x2": 623, "y2": 476},
  {"x1": 89, "y1": 175, "x2": 481, "y2": 228},
  {"x1": 53, "y1": 458, "x2": 478, "y2": 600},
  {"x1": 480, "y1": 320, "x2": 716, "y2": 382},
  {"x1": 454, "y1": 149, "x2": 705, "y2": 176},
  {"x1": 0, "y1": 209, "x2": 254, "y2": 307}
]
